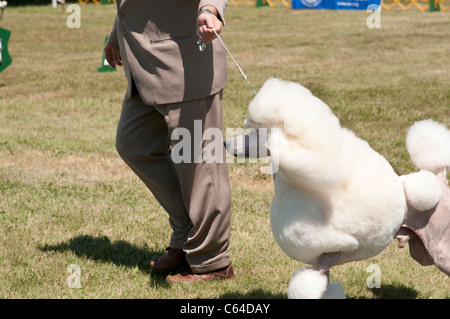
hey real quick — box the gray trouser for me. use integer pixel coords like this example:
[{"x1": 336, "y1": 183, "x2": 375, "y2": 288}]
[{"x1": 115, "y1": 88, "x2": 231, "y2": 273}]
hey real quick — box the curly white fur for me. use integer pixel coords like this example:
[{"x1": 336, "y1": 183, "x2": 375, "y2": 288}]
[
  {"x1": 288, "y1": 268, "x2": 328, "y2": 299},
  {"x1": 248, "y1": 78, "x2": 406, "y2": 266},
  {"x1": 288, "y1": 268, "x2": 346, "y2": 299},
  {"x1": 406, "y1": 119, "x2": 450, "y2": 173},
  {"x1": 233, "y1": 78, "x2": 449, "y2": 299},
  {"x1": 402, "y1": 170, "x2": 442, "y2": 211}
]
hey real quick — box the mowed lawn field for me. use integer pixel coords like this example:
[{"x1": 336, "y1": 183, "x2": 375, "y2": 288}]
[{"x1": 0, "y1": 3, "x2": 449, "y2": 299}]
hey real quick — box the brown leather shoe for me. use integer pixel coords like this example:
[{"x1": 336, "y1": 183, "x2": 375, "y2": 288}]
[
  {"x1": 166, "y1": 262, "x2": 234, "y2": 283},
  {"x1": 150, "y1": 247, "x2": 187, "y2": 273}
]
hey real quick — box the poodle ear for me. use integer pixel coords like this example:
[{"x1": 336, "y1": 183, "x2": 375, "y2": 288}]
[{"x1": 403, "y1": 170, "x2": 442, "y2": 212}]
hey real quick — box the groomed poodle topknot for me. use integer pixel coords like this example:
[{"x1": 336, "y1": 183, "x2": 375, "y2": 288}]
[{"x1": 225, "y1": 78, "x2": 450, "y2": 299}]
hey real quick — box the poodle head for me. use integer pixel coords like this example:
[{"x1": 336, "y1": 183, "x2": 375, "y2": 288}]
[
  {"x1": 225, "y1": 78, "x2": 341, "y2": 159},
  {"x1": 246, "y1": 78, "x2": 340, "y2": 139}
]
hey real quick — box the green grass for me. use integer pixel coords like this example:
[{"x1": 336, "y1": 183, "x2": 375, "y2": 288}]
[{"x1": 0, "y1": 4, "x2": 449, "y2": 299}]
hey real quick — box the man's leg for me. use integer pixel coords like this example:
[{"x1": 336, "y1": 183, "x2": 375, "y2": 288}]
[
  {"x1": 115, "y1": 92, "x2": 193, "y2": 258},
  {"x1": 156, "y1": 92, "x2": 232, "y2": 280}
]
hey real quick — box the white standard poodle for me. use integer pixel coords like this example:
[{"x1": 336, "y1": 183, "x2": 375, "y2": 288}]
[{"x1": 225, "y1": 78, "x2": 450, "y2": 299}]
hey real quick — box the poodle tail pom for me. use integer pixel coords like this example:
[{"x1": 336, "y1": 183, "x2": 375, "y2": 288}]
[
  {"x1": 402, "y1": 170, "x2": 442, "y2": 211},
  {"x1": 406, "y1": 119, "x2": 450, "y2": 173}
]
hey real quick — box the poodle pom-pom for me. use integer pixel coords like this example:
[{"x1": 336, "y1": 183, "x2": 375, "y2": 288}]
[
  {"x1": 403, "y1": 170, "x2": 442, "y2": 211},
  {"x1": 287, "y1": 268, "x2": 328, "y2": 299},
  {"x1": 406, "y1": 120, "x2": 450, "y2": 173}
]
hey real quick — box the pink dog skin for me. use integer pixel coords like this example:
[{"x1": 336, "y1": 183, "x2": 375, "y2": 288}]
[{"x1": 396, "y1": 167, "x2": 450, "y2": 276}]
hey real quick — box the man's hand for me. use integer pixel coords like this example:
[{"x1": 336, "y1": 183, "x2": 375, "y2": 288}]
[
  {"x1": 104, "y1": 41, "x2": 122, "y2": 69},
  {"x1": 196, "y1": 5, "x2": 223, "y2": 44}
]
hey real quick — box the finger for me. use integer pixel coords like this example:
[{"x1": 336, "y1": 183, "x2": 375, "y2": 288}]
[
  {"x1": 114, "y1": 51, "x2": 123, "y2": 67},
  {"x1": 112, "y1": 49, "x2": 122, "y2": 67},
  {"x1": 203, "y1": 13, "x2": 220, "y2": 31},
  {"x1": 197, "y1": 25, "x2": 209, "y2": 43},
  {"x1": 104, "y1": 50, "x2": 116, "y2": 68},
  {"x1": 198, "y1": 25, "x2": 219, "y2": 44}
]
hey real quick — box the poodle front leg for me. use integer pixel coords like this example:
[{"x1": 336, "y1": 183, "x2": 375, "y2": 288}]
[{"x1": 312, "y1": 252, "x2": 342, "y2": 277}]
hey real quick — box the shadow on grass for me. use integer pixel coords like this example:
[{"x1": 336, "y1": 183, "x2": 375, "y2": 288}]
[
  {"x1": 222, "y1": 286, "x2": 418, "y2": 299},
  {"x1": 220, "y1": 289, "x2": 286, "y2": 299},
  {"x1": 220, "y1": 286, "x2": 419, "y2": 299},
  {"x1": 38, "y1": 234, "x2": 170, "y2": 287},
  {"x1": 369, "y1": 285, "x2": 418, "y2": 299}
]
